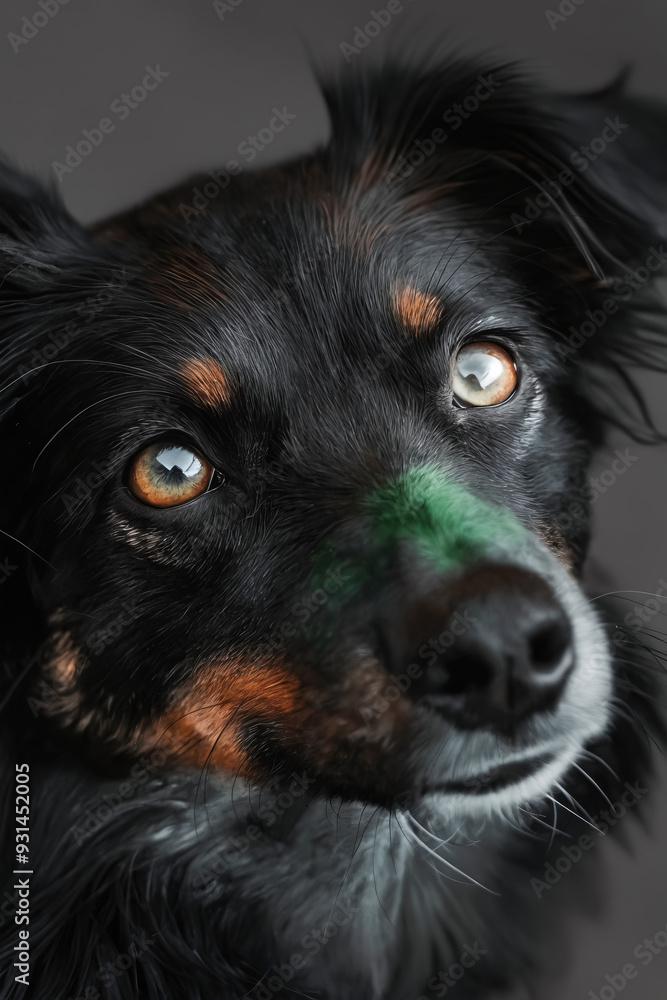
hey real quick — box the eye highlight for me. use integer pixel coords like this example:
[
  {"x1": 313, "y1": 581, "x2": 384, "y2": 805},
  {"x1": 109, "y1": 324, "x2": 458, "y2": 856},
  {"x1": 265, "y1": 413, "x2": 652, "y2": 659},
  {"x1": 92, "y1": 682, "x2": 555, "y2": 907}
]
[
  {"x1": 452, "y1": 341, "x2": 517, "y2": 407},
  {"x1": 127, "y1": 442, "x2": 214, "y2": 507}
]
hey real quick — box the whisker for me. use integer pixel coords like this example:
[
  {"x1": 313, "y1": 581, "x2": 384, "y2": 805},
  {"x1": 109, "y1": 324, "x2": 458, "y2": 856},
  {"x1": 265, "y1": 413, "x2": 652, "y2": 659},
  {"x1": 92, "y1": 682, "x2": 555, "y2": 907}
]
[
  {"x1": 570, "y1": 761, "x2": 615, "y2": 812},
  {"x1": 0, "y1": 527, "x2": 58, "y2": 571},
  {"x1": 577, "y1": 749, "x2": 620, "y2": 783},
  {"x1": 550, "y1": 787, "x2": 601, "y2": 834},
  {"x1": 397, "y1": 811, "x2": 498, "y2": 894},
  {"x1": 322, "y1": 804, "x2": 378, "y2": 940},
  {"x1": 1, "y1": 357, "x2": 176, "y2": 396},
  {"x1": 31, "y1": 390, "x2": 167, "y2": 471},
  {"x1": 371, "y1": 811, "x2": 396, "y2": 928},
  {"x1": 518, "y1": 805, "x2": 571, "y2": 840},
  {"x1": 591, "y1": 590, "x2": 667, "y2": 606},
  {"x1": 547, "y1": 797, "x2": 559, "y2": 852}
]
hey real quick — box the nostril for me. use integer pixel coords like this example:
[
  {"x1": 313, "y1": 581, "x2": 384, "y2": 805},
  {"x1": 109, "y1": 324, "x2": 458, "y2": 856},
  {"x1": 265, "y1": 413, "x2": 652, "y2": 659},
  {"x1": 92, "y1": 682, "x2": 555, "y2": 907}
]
[
  {"x1": 377, "y1": 565, "x2": 575, "y2": 731},
  {"x1": 424, "y1": 652, "x2": 494, "y2": 700},
  {"x1": 528, "y1": 620, "x2": 571, "y2": 671},
  {"x1": 443, "y1": 653, "x2": 492, "y2": 692},
  {"x1": 415, "y1": 651, "x2": 493, "y2": 699}
]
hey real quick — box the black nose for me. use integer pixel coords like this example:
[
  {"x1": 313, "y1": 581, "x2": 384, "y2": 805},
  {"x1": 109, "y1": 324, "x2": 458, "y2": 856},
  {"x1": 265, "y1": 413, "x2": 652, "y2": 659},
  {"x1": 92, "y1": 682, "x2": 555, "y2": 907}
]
[{"x1": 380, "y1": 565, "x2": 573, "y2": 734}]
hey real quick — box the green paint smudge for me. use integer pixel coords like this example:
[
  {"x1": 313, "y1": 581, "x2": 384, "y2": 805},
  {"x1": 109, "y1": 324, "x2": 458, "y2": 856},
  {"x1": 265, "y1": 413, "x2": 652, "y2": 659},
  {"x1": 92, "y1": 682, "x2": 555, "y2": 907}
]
[
  {"x1": 365, "y1": 463, "x2": 523, "y2": 573},
  {"x1": 298, "y1": 465, "x2": 525, "y2": 645}
]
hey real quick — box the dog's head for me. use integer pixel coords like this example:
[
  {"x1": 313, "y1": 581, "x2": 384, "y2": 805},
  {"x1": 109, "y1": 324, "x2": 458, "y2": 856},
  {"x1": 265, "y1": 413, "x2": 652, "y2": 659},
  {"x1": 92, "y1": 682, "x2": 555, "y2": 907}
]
[{"x1": 2, "y1": 58, "x2": 666, "y2": 823}]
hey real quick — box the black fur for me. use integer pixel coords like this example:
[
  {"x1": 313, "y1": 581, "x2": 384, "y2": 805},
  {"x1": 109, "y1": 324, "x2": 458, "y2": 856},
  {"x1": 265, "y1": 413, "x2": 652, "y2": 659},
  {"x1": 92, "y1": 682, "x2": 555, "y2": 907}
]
[{"x1": 0, "y1": 53, "x2": 666, "y2": 999}]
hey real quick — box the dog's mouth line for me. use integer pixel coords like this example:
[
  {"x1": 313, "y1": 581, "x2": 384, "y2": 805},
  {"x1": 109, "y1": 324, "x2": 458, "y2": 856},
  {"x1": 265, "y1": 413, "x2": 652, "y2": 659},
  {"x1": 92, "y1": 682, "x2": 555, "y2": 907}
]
[{"x1": 426, "y1": 752, "x2": 556, "y2": 795}]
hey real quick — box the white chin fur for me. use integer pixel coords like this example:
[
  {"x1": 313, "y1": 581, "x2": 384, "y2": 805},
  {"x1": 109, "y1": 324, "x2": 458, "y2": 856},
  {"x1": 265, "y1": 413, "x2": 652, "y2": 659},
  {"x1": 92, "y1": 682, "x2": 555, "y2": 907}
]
[
  {"x1": 423, "y1": 548, "x2": 613, "y2": 822},
  {"x1": 423, "y1": 743, "x2": 588, "y2": 820}
]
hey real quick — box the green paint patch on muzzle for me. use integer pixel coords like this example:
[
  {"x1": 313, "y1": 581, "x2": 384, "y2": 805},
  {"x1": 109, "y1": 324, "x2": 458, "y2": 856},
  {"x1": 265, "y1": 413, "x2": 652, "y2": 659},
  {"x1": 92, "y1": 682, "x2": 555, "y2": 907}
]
[
  {"x1": 306, "y1": 465, "x2": 524, "y2": 621},
  {"x1": 365, "y1": 464, "x2": 523, "y2": 573}
]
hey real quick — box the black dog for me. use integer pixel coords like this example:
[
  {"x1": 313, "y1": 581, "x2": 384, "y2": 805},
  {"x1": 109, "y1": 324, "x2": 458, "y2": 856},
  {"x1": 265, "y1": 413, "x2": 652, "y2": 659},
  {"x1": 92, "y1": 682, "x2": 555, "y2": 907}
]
[{"x1": 1, "y1": 53, "x2": 666, "y2": 1000}]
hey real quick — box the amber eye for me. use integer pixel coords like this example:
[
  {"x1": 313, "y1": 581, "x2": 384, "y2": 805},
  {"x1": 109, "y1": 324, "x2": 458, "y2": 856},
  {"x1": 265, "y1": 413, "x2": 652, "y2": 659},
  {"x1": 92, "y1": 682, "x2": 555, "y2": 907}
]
[
  {"x1": 127, "y1": 442, "x2": 214, "y2": 507},
  {"x1": 452, "y1": 341, "x2": 518, "y2": 407}
]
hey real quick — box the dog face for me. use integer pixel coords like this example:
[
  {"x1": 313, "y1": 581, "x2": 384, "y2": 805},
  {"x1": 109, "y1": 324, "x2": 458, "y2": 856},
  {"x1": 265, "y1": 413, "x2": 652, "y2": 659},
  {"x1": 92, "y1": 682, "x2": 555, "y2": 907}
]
[{"x1": 1, "y1": 60, "x2": 663, "y2": 826}]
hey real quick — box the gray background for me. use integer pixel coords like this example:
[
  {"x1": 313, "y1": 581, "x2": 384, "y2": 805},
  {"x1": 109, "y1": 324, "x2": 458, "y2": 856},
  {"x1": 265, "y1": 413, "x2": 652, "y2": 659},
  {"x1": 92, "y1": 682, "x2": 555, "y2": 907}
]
[{"x1": 2, "y1": 0, "x2": 666, "y2": 996}]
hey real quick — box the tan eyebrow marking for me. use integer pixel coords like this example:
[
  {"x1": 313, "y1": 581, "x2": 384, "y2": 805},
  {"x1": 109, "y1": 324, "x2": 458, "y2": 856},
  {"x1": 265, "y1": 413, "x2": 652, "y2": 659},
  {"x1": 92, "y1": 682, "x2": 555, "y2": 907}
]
[
  {"x1": 180, "y1": 357, "x2": 231, "y2": 409},
  {"x1": 393, "y1": 286, "x2": 443, "y2": 336}
]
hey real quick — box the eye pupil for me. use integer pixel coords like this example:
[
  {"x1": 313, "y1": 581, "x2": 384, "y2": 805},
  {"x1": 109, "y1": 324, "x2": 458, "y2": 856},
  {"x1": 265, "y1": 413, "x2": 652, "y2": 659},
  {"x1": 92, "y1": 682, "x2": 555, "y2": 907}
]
[
  {"x1": 128, "y1": 442, "x2": 214, "y2": 507},
  {"x1": 452, "y1": 341, "x2": 517, "y2": 407}
]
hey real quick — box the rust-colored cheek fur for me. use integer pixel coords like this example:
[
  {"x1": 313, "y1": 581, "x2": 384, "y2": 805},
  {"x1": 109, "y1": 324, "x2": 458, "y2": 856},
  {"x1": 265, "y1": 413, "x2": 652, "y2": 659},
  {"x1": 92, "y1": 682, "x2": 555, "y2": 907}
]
[
  {"x1": 154, "y1": 661, "x2": 303, "y2": 775},
  {"x1": 151, "y1": 654, "x2": 414, "y2": 778},
  {"x1": 38, "y1": 634, "x2": 415, "y2": 782},
  {"x1": 151, "y1": 657, "x2": 412, "y2": 778}
]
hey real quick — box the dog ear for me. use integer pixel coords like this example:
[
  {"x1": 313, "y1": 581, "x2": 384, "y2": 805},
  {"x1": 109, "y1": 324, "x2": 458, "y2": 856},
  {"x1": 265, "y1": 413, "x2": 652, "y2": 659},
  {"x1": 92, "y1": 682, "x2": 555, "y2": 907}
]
[
  {"x1": 551, "y1": 87, "x2": 667, "y2": 252},
  {"x1": 321, "y1": 59, "x2": 667, "y2": 439},
  {"x1": 0, "y1": 165, "x2": 101, "y2": 689},
  {"x1": 537, "y1": 87, "x2": 667, "y2": 440},
  {"x1": 0, "y1": 162, "x2": 90, "y2": 286},
  {"x1": 0, "y1": 162, "x2": 104, "y2": 403},
  {"x1": 0, "y1": 162, "x2": 132, "y2": 413}
]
